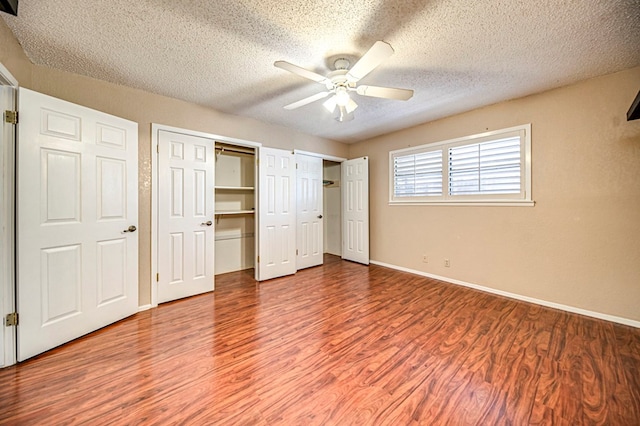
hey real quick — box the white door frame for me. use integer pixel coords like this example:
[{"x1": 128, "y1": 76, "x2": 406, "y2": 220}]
[
  {"x1": 0, "y1": 62, "x2": 17, "y2": 367},
  {"x1": 293, "y1": 150, "x2": 346, "y2": 164},
  {"x1": 151, "y1": 124, "x2": 260, "y2": 307},
  {"x1": 1, "y1": 65, "x2": 142, "y2": 365}
]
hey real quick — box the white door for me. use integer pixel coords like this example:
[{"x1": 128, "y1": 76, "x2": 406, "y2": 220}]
[
  {"x1": 296, "y1": 154, "x2": 323, "y2": 270},
  {"x1": 157, "y1": 130, "x2": 214, "y2": 303},
  {"x1": 342, "y1": 157, "x2": 369, "y2": 265},
  {"x1": 17, "y1": 88, "x2": 138, "y2": 361},
  {"x1": 258, "y1": 147, "x2": 296, "y2": 280}
]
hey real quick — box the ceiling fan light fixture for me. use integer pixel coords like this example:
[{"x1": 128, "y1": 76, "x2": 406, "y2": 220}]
[{"x1": 335, "y1": 87, "x2": 350, "y2": 107}]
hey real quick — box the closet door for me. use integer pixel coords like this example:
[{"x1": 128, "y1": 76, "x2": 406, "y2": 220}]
[
  {"x1": 257, "y1": 147, "x2": 296, "y2": 280},
  {"x1": 342, "y1": 156, "x2": 369, "y2": 265},
  {"x1": 295, "y1": 153, "x2": 323, "y2": 270},
  {"x1": 157, "y1": 130, "x2": 214, "y2": 303}
]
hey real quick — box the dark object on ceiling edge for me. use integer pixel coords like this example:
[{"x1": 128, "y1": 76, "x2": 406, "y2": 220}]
[
  {"x1": 0, "y1": 0, "x2": 18, "y2": 16},
  {"x1": 628, "y1": 90, "x2": 640, "y2": 121}
]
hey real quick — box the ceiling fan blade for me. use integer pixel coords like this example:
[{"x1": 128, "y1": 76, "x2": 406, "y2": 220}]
[
  {"x1": 275, "y1": 61, "x2": 330, "y2": 85},
  {"x1": 346, "y1": 41, "x2": 395, "y2": 82},
  {"x1": 323, "y1": 95, "x2": 338, "y2": 113},
  {"x1": 356, "y1": 85, "x2": 414, "y2": 101},
  {"x1": 345, "y1": 97, "x2": 358, "y2": 114},
  {"x1": 284, "y1": 91, "x2": 331, "y2": 110}
]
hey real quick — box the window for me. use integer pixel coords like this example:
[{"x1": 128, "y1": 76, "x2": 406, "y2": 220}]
[{"x1": 389, "y1": 124, "x2": 532, "y2": 206}]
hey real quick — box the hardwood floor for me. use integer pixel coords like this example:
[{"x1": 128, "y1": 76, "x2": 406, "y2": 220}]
[{"x1": 1, "y1": 254, "x2": 639, "y2": 425}]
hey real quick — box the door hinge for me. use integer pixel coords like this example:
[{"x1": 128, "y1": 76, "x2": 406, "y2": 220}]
[
  {"x1": 157, "y1": 145, "x2": 159, "y2": 153},
  {"x1": 296, "y1": 249, "x2": 298, "y2": 255},
  {"x1": 5, "y1": 312, "x2": 18, "y2": 327},
  {"x1": 4, "y1": 110, "x2": 18, "y2": 124},
  {"x1": 156, "y1": 273, "x2": 159, "y2": 282},
  {"x1": 257, "y1": 255, "x2": 260, "y2": 263}
]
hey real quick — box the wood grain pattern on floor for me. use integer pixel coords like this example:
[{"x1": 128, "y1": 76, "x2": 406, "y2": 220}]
[{"x1": 1, "y1": 255, "x2": 639, "y2": 425}]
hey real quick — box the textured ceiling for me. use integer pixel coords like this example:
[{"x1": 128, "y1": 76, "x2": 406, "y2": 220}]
[{"x1": 3, "y1": 0, "x2": 640, "y2": 143}]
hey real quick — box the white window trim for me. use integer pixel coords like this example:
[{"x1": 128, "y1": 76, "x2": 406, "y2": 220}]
[{"x1": 389, "y1": 124, "x2": 534, "y2": 206}]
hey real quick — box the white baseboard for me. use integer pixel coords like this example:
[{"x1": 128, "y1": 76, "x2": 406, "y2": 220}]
[
  {"x1": 370, "y1": 260, "x2": 640, "y2": 329},
  {"x1": 137, "y1": 304, "x2": 153, "y2": 312}
]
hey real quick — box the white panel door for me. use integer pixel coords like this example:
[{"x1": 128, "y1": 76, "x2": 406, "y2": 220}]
[
  {"x1": 342, "y1": 157, "x2": 369, "y2": 265},
  {"x1": 258, "y1": 147, "x2": 296, "y2": 281},
  {"x1": 296, "y1": 154, "x2": 323, "y2": 270},
  {"x1": 157, "y1": 130, "x2": 214, "y2": 303},
  {"x1": 17, "y1": 88, "x2": 138, "y2": 361}
]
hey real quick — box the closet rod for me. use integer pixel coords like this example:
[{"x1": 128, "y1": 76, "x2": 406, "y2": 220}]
[{"x1": 215, "y1": 144, "x2": 255, "y2": 156}]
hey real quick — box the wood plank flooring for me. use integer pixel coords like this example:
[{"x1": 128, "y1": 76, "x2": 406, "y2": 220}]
[{"x1": 1, "y1": 254, "x2": 639, "y2": 425}]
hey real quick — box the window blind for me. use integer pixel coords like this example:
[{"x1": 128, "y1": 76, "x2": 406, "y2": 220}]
[
  {"x1": 389, "y1": 124, "x2": 531, "y2": 205},
  {"x1": 393, "y1": 150, "x2": 442, "y2": 197},
  {"x1": 448, "y1": 137, "x2": 521, "y2": 195}
]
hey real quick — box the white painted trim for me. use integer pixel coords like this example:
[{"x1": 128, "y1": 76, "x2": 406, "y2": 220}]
[
  {"x1": 389, "y1": 200, "x2": 535, "y2": 207},
  {"x1": 138, "y1": 304, "x2": 153, "y2": 312},
  {"x1": 151, "y1": 123, "x2": 262, "y2": 307},
  {"x1": 0, "y1": 63, "x2": 18, "y2": 86},
  {"x1": 293, "y1": 149, "x2": 347, "y2": 163},
  {"x1": 155, "y1": 123, "x2": 261, "y2": 148},
  {"x1": 0, "y1": 63, "x2": 17, "y2": 367},
  {"x1": 151, "y1": 124, "x2": 159, "y2": 308},
  {"x1": 370, "y1": 259, "x2": 640, "y2": 329}
]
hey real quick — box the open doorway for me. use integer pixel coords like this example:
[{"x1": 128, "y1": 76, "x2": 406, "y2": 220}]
[{"x1": 322, "y1": 160, "x2": 341, "y2": 257}]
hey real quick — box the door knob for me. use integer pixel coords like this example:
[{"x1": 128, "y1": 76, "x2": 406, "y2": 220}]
[
  {"x1": 317, "y1": 215, "x2": 323, "y2": 219},
  {"x1": 123, "y1": 225, "x2": 137, "y2": 233},
  {"x1": 201, "y1": 220, "x2": 213, "y2": 226}
]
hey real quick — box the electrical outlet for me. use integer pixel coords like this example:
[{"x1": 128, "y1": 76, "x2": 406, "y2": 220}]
[
  {"x1": 444, "y1": 259, "x2": 450, "y2": 267},
  {"x1": 422, "y1": 255, "x2": 428, "y2": 263}
]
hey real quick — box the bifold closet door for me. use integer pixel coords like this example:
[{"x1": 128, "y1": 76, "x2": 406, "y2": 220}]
[
  {"x1": 157, "y1": 130, "x2": 214, "y2": 303},
  {"x1": 257, "y1": 147, "x2": 296, "y2": 280},
  {"x1": 17, "y1": 88, "x2": 138, "y2": 361}
]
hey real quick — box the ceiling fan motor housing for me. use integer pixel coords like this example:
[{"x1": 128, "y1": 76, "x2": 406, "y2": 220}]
[
  {"x1": 326, "y1": 69, "x2": 355, "y2": 91},
  {"x1": 333, "y1": 58, "x2": 350, "y2": 70}
]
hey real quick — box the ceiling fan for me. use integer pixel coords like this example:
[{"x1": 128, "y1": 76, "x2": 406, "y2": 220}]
[{"x1": 275, "y1": 41, "x2": 414, "y2": 122}]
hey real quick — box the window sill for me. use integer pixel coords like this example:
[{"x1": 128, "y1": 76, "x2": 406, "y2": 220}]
[{"x1": 389, "y1": 200, "x2": 535, "y2": 207}]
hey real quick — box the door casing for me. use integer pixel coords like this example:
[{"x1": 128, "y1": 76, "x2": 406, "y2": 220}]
[{"x1": 0, "y1": 62, "x2": 17, "y2": 367}]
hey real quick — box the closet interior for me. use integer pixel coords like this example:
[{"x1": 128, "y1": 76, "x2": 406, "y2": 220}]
[
  {"x1": 214, "y1": 143, "x2": 256, "y2": 275},
  {"x1": 323, "y1": 160, "x2": 342, "y2": 257}
]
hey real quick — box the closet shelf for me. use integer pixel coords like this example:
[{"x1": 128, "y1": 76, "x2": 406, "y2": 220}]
[
  {"x1": 215, "y1": 186, "x2": 254, "y2": 191},
  {"x1": 215, "y1": 210, "x2": 255, "y2": 215}
]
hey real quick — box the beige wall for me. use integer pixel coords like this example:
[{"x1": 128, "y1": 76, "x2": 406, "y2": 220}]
[
  {"x1": 349, "y1": 66, "x2": 640, "y2": 322},
  {"x1": 1, "y1": 20, "x2": 348, "y2": 305}
]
